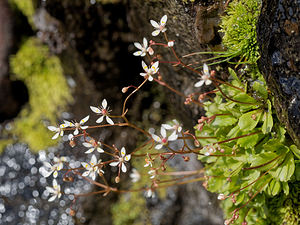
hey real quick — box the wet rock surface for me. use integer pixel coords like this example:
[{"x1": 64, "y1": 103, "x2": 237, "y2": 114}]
[{"x1": 257, "y1": 0, "x2": 300, "y2": 147}]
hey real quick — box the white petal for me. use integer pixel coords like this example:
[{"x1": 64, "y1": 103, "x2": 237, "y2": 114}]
[
  {"x1": 160, "y1": 127, "x2": 167, "y2": 138},
  {"x1": 81, "y1": 162, "x2": 90, "y2": 170},
  {"x1": 59, "y1": 130, "x2": 64, "y2": 136},
  {"x1": 68, "y1": 134, "x2": 74, "y2": 140},
  {"x1": 161, "y1": 28, "x2": 167, "y2": 32},
  {"x1": 46, "y1": 186, "x2": 54, "y2": 193},
  {"x1": 151, "y1": 134, "x2": 161, "y2": 143},
  {"x1": 143, "y1": 37, "x2": 148, "y2": 48},
  {"x1": 48, "y1": 126, "x2": 58, "y2": 132},
  {"x1": 106, "y1": 116, "x2": 114, "y2": 125},
  {"x1": 194, "y1": 80, "x2": 205, "y2": 87},
  {"x1": 48, "y1": 195, "x2": 57, "y2": 202},
  {"x1": 102, "y1": 99, "x2": 107, "y2": 109},
  {"x1": 140, "y1": 73, "x2": 147, "y2": 77},
  {"x1": 73, "y1": 129, "x2": 79, "y2": 136},
  {"x1": 125, "y1": 154, "x2": 131, "y2": 161},
  {"x1": 82, "y1": 171, "x2": 90, "y2": 177},
  {"x1": 148, "y1": 75, "x2": 153, "y2": 82},
  {"x1": 121, "y1": 163, "x2": 127, "y2": 173},
  {"x1": 178, "y1": 126, "x2": 182, "y2": 132},
  {"x1": 205, "y1": 79, "x2": 212, "y2": 85},
  {"x1": 85, "y1": 148, "x2": 95, "y2": 154},
  {"x1": 90, "y1": 106, "x2": 101, "y2": 114},
  {"x1": 133, "y1": 51, "x2": 142, "y2": 56},
  {"x1": 91, "y1": 172, "x2": 96, "y2": 180},
  {"x1": 83, "y1": 142, "x2": 93, "y2": 148},
  {"x1": 152, "y1": 30, "x2": 160, "y2": 36},
  {"x1": 121, "y1": 147, "x2": 126, "y2": 157},
  {"x1": 151, "y1": 61, "x2": 159, "y2": 70},
  {"x1": 141, "y1": 61, "x2": 148, "y2": 72},
  {"x1": 162, "y1": 124, "x2": 173, "y2": 130},
  {"x1": 52, "y1": 132, "x2": 59, "y2": 140},
  {"x1": 203, "y1": 63, "x2": 209, "y2": 76},
  {"x1": 97, "y1": 147, "x2": 104, "y2": 153},
  {"x1": 43, "y1": 162, "x2": 52, "y2": 169},
  {"x1": 134, "y1": 42, "x2": 143, "y2": 50},
  {"x1": 53, "y1": 179, "x2": 58, "y2": 187},
  {"x1": 96, "y1": 116, "x2": 104, "y2": 123},
  {"x1": 141, "y1": 52, "x2": 146, "y2": 57},
  {"x1": 91, "y1": 155, "x2": 97, "y2": 165},
  {"x1": 160, "y1": 15, "x2": 168, "y2": 25},
  {"x1": 64, "y1": 120, "x2": 74, "y2": 127},
  {"x1": 40, "y1": 168, "x2": 52, "y2": 177},
  {"x1": 81, "y1": 125, "x2": 88, "y2": 130},
  {"x1": 109, "y1": 161, "x2": 119, "y2": 167},
  {"x1": 53, "y1": 170, "x2": 58, "y2": 178},
  {"x1": 60, "y1": 123, "x2": 67, "y2": 129},
  {"x1": 168, "y1": 131, "x2": 178, "y2": 141},
  {"x1": 155, "y1": 144, "x2": 163, "y2": 149},
  {"x1": 150, "y1": 20, "x2": 159, "y2": 28},
  {"x1": 80, "y1": 115, "x2": 89, "y2": 124}
]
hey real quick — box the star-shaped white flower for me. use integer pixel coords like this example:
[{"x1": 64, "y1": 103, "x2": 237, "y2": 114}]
[
  {"x1": 64, "y1": 116, "x2": 89, "y2": 135},
  {"x1": 81, "y1": 155, "x2": 104, "y2": 181},
  {"x1": 90, "y1": 99, "x2": 114, "y2": 125},
  {"x1": 82, "y1": 140, "x2": 104, "y2": 154},
  {"x1": 194, "y1": 63, "x2": 212, "y2": 87},
  {"x1": 47, "y1": 123, "x2": 67, "y2": 139},
  {"x1": 133, "y1": 37, "x2": 154, "y2": 57},
  {"x1": 144, "y1": 153, "x2": 153, "y2": 167},
  {"x1": 162, "y1": 119, "x2": 182, "y2": 134},
  {"x1": 40, "y1": 158, "x2": 65, "y2": 178},
  {"x1": 109, "y1": 147, "x2": 131, "y2": 173},
  {"x1": 148, "y1": 168, "x2": 157, "y2": 179},
  {"x1": 140, "y1": 61, "x2": 159, "y2": 81},
  {"x1": 129, "y1": 168, "x2": 141, "y2": 183},
  {"x1": 151, "y1": 127, "x2": 178, "y2": 149},
  {"x1": 46, "y1": 179, "x2": 62, "y2": 202},
  {"x1": 150, "y1": 15, "x2": 167, "y2": 36}
]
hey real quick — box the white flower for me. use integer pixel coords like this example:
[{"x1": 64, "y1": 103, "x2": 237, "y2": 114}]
[
  {"x1": 46, "y1": 179, "x2": 62, "y2": 202},
  {"x1": 47, "y1": 123, "x2": 67, "y2": 139},
  {"x1": 162, "y1": 119, "x2": 182, "y2": 134},
  {"x1": 150, "y1": 15, "x2": 167, "y2": 36},
  {"x1": 145, "y1": 188, "x2": 155, "y2": 198},
  {"x1": 140, "y1": 61, "x2": 159, "y2": 81},
  {"x1": 53, "y1": 156, "x2": 67, "y2": 170},
  {"x1": 203, "y1": 145, "x2": 216, "y2": 156},
  {"x1": 82, "y1": 140, "x2": 104, "y2": 154},
  {"x1": 194, "y1": 63, "x2": 212, "y2": 87},
  {"x1": 148, "y1": 169, "x2": 156, "y2": 179},
  {"x1": 133, "y1": 37, "x2": 154, "y2": 57},
  {"x1": 90, "y1": 99, "x2": 114, "y2": 125},
  {"x1": 167, "y1": 40, "x2": 174, "y2": 47},
  {"x1": 64, "y1": 115, "x2": 89, "y2": 135},
  {"x1": 129, "y1": 168, "x2": 141, "y2": 183},
  {"x1": 151, "y1": 127, "x2": 178, "y2": 149},
  {"x1": 40, "y1": 160, "x2": 64, "y2": 178},
  {"x1": 81, "y1": 155, "x2": 103, "y2": 180},
  {"x1": 109, "y1": 147, "x2": 131, "y2": 173},
  {"x1": 218, "y1": 193, "x2": 226, "y2": 200}
]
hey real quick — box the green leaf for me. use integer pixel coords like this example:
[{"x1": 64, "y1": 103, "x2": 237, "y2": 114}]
[
  {"x1": 263, "y1": 140, "x2": 289, "y2": 154},
  {"x1": 227, "y1": 125, "x2": 241, "y2": 138},
  {"x1": 253, "y1": 81, "x2": 268, "y2": 99},
  {"x1": 262, "y1": 100, "x2": 273, "y2": 134},
  {"x1": 290, "y1": 145, "x2": 300, "y2": 159},
  {"x1": 235, "y1": 192, "x2": 245, "y2": 205},
  {"x1": 237, "y1": 132, "x2": 259, "y2": 148},
  {"x1": 228, "y1": 67, "x2": 242, "y2": 86},
  {"x1": 269, "y1": 151, "x2": 295, "y2": 182},
  {"x1": 250, "y1": 152, "x2": 279, "y2": 171},
  {"x1": 211, "y1": 115, "x2": 237, "y2": 127},
  {"x1": 238, "y1": 109, "x2": 262, "y2": 131},
  {"x1": 282, "y1": 182, "x2": 289, "y2": 195},
  {"x1": 223, "y1": 158, "x2": 244, "y2": 177},
  {"x1": 267, "y1": 179, "x2": 281, "y2": 196}
]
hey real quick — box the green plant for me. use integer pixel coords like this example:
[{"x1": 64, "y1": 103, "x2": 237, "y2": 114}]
[{"x1": 195, "y1": 67, "x2": 300, "y2": 224}]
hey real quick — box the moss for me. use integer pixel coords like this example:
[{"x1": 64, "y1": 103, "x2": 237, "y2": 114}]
[
  {"x1": 9, "y1": 38, "x2": 72, "y2": 152},
  {"x1": 8, "y1": 0, "x2": 35, "y2": 26},
  {"x1": 219, "y1": 0, "x2": 261, "y2": 64}
]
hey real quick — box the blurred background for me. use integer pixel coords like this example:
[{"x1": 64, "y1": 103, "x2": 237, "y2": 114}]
[{"x1": 0, "y1": 0, "x2": 224, "y2": 224}]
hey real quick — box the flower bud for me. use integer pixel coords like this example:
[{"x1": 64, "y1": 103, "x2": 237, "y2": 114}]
[
  {"x1": 115, "y1": 176, "x2": 120, "y2": 183},
  {"x1": 194, "y1": 140, "x2": 200, "y2": 147},
  {"x1": 168, "y1": 40, "x2": 174, "y2": 47},
  {"x1": 210, "y1": 70, "x2": 216, "y2": 77},
  {"x1": 63, "y1": 176, "x2": 74, "y2": 182},
  {"x1": 69, "y1": 139, "x2": 76, "y2": 148},
  {"x1": 69, "y1": 209, "x2": 76, "y2": 217},
  {"x1": 122, "y1": 87, "x2": 129, "y2": 93},
  {"x1": 183, "y1": 156, "x2": 190, "y2": 162}
]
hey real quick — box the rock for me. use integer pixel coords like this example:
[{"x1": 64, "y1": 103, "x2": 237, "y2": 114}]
[{"x1": 257, "y1": 0, "x2": 300, "y2": 148}]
